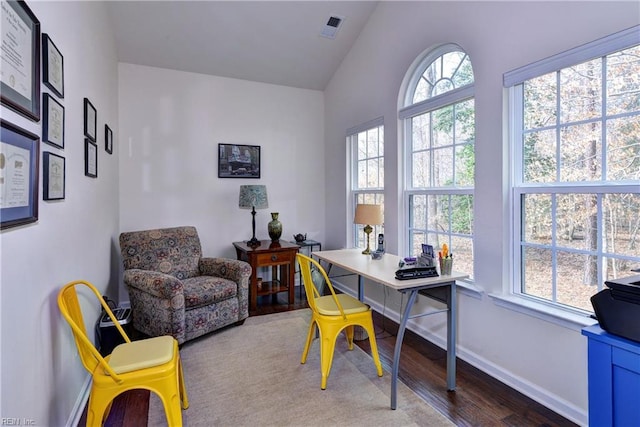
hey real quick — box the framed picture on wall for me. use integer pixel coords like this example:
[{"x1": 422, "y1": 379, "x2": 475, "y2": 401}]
[
  {"x1": 0, "y1": 0, "x2": 41, "y2": 121},
  {"x1": 42, "y1": 33, "x2": 64, "y2": 98},
  {"x1": 43, "y1": 152, "x2": 65, "y2": 200},
  {"x1": 105, "y1": 124, "x2": 113, "y2": 154},
  {"x1": 218, "y1": 143, "x2": 261, "y2": 178},
  {"x1": 43, "y1": 93, "x2": 64, "y2": 149},
  {"x1": 83, "y1": 98, "x2": 96, "y2": 142},
  {"x1": 0, "y1": 119, "x2": 39, "y2": 229},
  {"x1": 84, "y1": 138, "x2": 97, "y2": 178}
]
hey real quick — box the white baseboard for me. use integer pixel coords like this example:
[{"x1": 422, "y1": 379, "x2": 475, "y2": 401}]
[
  {"x1": 66, "y1": 374, "x2": 91, "y2": 427},
  {"x1": 331, "y1": 280, "x2": 587, "y2": 427}
]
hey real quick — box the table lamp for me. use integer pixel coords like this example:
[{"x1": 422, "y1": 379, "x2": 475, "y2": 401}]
[
  {"x1": 239, "y1": 185, "x2": 269, "y2": 247},
  {"x1": 354, "y1": 204, "x2": 383, "y2": 255}
]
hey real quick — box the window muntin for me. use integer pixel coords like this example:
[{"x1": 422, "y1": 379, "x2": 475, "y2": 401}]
[
  {"x1": 403, "y1": 45, "x2": 475, "y2": 278},
  {"x1": 349, "y1": 123, "x2": 384, "y2": 248},
  {"x1": 511, "y1": 39, "x2": 640, "y2": 313}
]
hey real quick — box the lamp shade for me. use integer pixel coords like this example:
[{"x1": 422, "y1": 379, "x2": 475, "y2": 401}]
[
  {"x1": 239, "y1": 185, "x2": 268, "y2": 209},
  {"x1": 354, "y1": 204, "x2": 383, "y2": 225}
]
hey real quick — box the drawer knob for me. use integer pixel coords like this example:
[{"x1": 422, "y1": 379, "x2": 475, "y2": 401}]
[{"x1": 271, "y1": 255, "x2": 278, "y2": 261}]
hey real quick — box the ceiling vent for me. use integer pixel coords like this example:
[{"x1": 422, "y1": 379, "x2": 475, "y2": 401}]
[{"x1": 320, "y1": 15, "x2": 344, "y2": 39}]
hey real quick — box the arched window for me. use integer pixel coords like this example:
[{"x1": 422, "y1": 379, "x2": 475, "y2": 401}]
[{"x1": 400, "y1": 44, "x2": 475, "y2": 278}]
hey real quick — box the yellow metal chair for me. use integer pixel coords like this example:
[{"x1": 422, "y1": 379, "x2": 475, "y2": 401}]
[
  {"x1": 57, "y1": 280, "x2": 189, "y2": 426},
  {"x1": 297, "y1": 253, "x2": 383, "y2": 389}
]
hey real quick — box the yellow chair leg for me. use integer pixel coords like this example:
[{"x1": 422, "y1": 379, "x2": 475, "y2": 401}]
[
  {"x1": 319, "y1": 327, "x2": 339, "y2": 390},
  {"x1": 301, "y1": 320, "x2": 316, "y2": 364},
  {"x1": 365, "y1": 322, "x2": 383, "y2": 377},
  {"x1": 179, "y1": 359, "x2": 189, "y2": 409},
  {"x1": 345, "y1": 325, "x2": 355, "y2": 350}
]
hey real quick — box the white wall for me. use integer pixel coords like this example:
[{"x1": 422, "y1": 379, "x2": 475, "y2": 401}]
[
  {"x1": 324, "y1": 2, "x2": 639, "y2": 425},
  {"x1": 0, "y1": 2, "x2": 119, "y2": 425},
  {"x1": 117, "y1": 63, "x2": 325, "y2": 298}
]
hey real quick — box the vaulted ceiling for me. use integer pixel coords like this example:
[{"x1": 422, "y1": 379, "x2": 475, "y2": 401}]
[{"x1": 106, "y1": 1, "x2": 378, "y2": 91}]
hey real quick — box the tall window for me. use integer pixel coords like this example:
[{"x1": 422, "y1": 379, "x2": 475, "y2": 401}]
[
  {"x1": 506, "y1": 26, "x2": 640, "y2": 313},
  {"x1": 348, "y1": 119, "x2": 384, "y2": 248},
  {"x1": 401, "y1": 44, "x2": 475, "y2": 277}
]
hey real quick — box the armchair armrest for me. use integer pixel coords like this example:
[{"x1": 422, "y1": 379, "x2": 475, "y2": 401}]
[
  {"x1": 199, "y1": 258, "x2": 252, "y2": 283},
  {"x1": 122, "y1": 269, "x2": 184, "y2": 299}
]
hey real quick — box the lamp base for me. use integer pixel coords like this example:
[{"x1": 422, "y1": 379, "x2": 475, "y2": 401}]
[
  {"x1": 247, "y1": 237, "x2": 261, "y2": 248},
  {"x1": 362, "y1": 226, "x2": 373, "y2": 255}
]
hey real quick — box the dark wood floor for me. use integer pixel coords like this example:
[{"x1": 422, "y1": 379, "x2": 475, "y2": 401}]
[{"x1": 81, "y1": 290, "x2": 577, "y2": 426}]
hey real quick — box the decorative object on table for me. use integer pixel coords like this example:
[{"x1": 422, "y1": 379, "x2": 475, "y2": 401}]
[
  {"x1": 43, "y1": 93, "x2": 64, "y2": 149},
  {"x1": 0, "y1": 120, "x2": 39, "y2": 229},
  {"x1": 0, "y1": 0, "x2": 40, "y2": 121},
  {"x1": 293, "y1": 233, "x2": 307, "y2": 243},
  {"x1": 438, "y1": 243, "x2": 453, "y2": 275},
  {"x1": 218, "y1": 143, "x2": 261, "y2": 178},
  {"x1": 42, "y1": 33, "x2": 64, "y2": 98},
  {"x1": 354, "y1": 204, "x2": 383, "y2": 255},
  {"x1": 105, "y1": 125, "x2": 113, "y2": 154},
  {"x1": 84, "y1": 139, "x2": 97, "y2": 178},
  {"x1": 83, "y1": 98, "x2": 96, "y2": 142},
  {"x1": 268, "y1": 212, "x2": 282, "y2": 241},
  {"x1": 371, "y1": 233, "x2": 385, "y2": 260},
  {"x1": 43, "y1": 152, "x2": 65, "y2": 201},
  {"x1": 238, "y1": 184, "x2": 268, "y2": 247}
]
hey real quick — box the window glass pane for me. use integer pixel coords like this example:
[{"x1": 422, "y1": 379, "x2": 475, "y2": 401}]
[
  {"x1": 603, "y1": 193, "x2": 640, "y2": 259},
  {"x1": 451, "y1": 195, "x2": 474, "y2": 234},
  {"x1": 358, "y1": 133, "x2": 367, "y2": 160},
  {"x1": 450, "y1": 235, "x2": 473, "y2": 279},
  {"x1": 430, "y1": 195, "x2": 450, "y2": 233},
  {"x1": 432, "y1": 106, "x2": 454, "y2": 148},
  {"x1": 433, "y1": 147, "x2": 454, "y2": 186},
  {"x1": 455, "y1": 99, "x2": 475, "y2": 143},
  {"x1": 556, "y1": 194, "x2": 598, "y2": 251},
  {"x1": 606, "y1": 45, "x2": 640, "y2": 116},
  {"x1": 455, "y1": 144, "x2": 475, "y2": 186},
  {"x1": 523, "y1": 194, "x2": 552, "y2": 243},
  {"x1": 366, "y1": 159, "x2": 379, "y2": 187},
  {"x1": 412, "y1": 50, "x2": 474, "y2": 103},
  {"x1": 357, "y1": 160, "x2": 367, "y2": 188},
  {"x1": 523, "y1": 129, "x2": 557, "y2": 183},
  {"x1": 412, "y1": 151, "x2": 430, "y2": 188},
  {"x1": 560, "y1": 58, "x2": 602, "y2": 123},
  {"x1": 522, "y1": 247, "x2": 553, "y2": 299},
  {"x1": 556, "y1": 251, "x2": 596, "y2": 311},
  {"x1": 606, "y1": 115, "x2": 640, "y2": 181},
  {"x1": 412, "y1": 114, "x2": 430, "y2": 151},
  {"x1": 560, "y1": 123, "x2": 602, "y2": 182},
  {"x1": 524, "y1": 72, "x2": 557, "y2": 129},
  {"x1": 410, "y1": 194, "x2": 427, "y2": 229}
]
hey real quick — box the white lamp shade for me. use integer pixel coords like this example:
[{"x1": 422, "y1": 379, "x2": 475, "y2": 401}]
[{"x1": 354, "y1": 204, "x2": 383, "y2": 225}]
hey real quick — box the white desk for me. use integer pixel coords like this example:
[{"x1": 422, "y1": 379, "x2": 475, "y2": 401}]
[{"x1": 313, "y1": 249, "x2": 468, "y2": 410}]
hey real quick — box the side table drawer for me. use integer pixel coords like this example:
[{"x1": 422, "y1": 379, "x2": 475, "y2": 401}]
[{"x1": 256, "y1": 251, "x2": 294, "y2": 266}]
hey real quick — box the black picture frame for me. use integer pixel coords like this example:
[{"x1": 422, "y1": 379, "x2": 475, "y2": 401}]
[
  {"x1": 105, "y1": 124, "x2": 113, "y2": 154},
  {"x1": 43, "y1": 152, "x2": 65, "y2": 200},
  {"x1": 43, "y1": 93, "x2": 64, "y2": 149},
  {"x1": 0, "y1": 0, "x2": 41, "y2": 121},
  {"x1": 42, "y1": 33, "x2": 64, "y2": 98},
  {"x1": 84, "y1": 138, "x2": 97, "y2": 178},
  {"x1": 218, "y1": 143, "x2": 261, "y2": 178},
  {"x1": 0, "y1": 119, "x2": 39, "y2": 229},
  {"x1": 83, "y1": 98, "x2": 96, "y2": 142}
]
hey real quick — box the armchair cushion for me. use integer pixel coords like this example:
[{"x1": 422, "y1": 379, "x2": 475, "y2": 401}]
[{"x1": 119, "y1": 226, "x2": 251, "y2": 344}]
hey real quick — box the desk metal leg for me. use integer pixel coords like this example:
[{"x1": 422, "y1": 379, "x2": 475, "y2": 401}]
[
  {"x1": 447, "y1": 282, "x2": 457, "y2": 391},
  {"x1": 358, "y1": 274, "x2": 364, "y2": 301},
  {"x1": 391, "y1": 289, "x2": 419, "y2": 410}
]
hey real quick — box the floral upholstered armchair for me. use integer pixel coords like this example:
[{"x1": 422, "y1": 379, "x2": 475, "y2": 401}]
[{"x1": 119, "y1": 226, "x2": 251, "y2": 344}]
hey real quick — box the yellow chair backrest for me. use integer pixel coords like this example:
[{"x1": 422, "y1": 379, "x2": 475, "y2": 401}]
[
  {"x1": 57, "y1": 280, "x2": 131, "y2": 382},
  {"x1": 296, "y1": 253, "x2": 347, "y2": 320}
]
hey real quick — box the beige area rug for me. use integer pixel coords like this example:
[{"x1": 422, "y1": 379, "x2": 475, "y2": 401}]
[{"x1": 149, "y1": 309, "x2": 453, "y2": 426}]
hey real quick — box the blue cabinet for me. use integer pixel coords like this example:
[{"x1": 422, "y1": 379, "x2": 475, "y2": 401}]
[{"x1": 582, "y1": 325, "x2": 640, "y2": 426}]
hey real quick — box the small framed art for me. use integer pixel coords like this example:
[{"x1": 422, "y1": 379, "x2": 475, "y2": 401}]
[
  {"x1": 84, "y1": 139, "x2": 97, "y2": 178},
  {"x1": 43, "y1": 93, "x2": 64, "y2": 149},
  {"x1": 0, "y1": 119, "x2": 39, "y2": 229},
  {"x1": 83, "y1": 98, "x2": 96, "y2": 142},
  {"x1": 0, "y1": 0, "x2": 41, "y2": 121},
  {"x1": 42, "y1": 33, "x2": 64, "y2": 98},
  {"x1": 105, "y1": 125, "x2": 113, "y2": 154},
  {"x1": 218, "y1": 143, "x2": 261, "y2": 178},
  {"x1": 43, "y1": 152, "x2": 65, "y2": 200}
]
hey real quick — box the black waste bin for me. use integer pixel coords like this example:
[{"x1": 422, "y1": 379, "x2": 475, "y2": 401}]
[{"x1": 97, "y1": 307, "x2": 133, "y2": 356}]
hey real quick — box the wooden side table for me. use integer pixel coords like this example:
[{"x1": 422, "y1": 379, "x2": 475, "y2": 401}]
[{"x1": 233, "y1": 240, "x2": 299, "y2": 314}]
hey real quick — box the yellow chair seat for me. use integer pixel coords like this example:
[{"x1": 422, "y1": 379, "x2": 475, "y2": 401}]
[
  {"x1": 315, "y1": 294, "x2": 370, "y2": 316},
  {"x1": 109, "y1": 336, "x2": 175, "y2": 374}
]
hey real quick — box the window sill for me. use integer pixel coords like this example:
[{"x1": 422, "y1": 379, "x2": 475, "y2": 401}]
[
  {"x1": 456, "y1": 279, "x2": 483, "y2": 300},
  {"x1": 489, "y1": 293, "x2": 598, "y2": 332}
]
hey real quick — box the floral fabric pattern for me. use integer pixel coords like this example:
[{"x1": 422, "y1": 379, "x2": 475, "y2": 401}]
[{"x1": 119, "y1": 226, "x2": 251, "y2": 344}]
